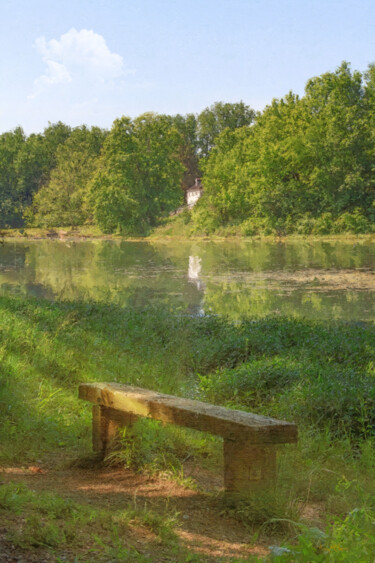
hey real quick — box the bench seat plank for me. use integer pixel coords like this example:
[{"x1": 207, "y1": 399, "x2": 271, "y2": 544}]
[{"x1": 79, "y1": 382, "x2": 297, "y2": 445}]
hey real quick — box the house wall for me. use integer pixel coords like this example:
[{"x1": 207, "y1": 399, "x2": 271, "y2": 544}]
[{"x1": 187, "y1": 189, "x2": 202, "y2": 206}]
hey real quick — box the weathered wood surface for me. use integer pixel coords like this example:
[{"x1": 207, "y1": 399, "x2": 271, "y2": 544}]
[
  {"x1": 224, "y1": 440, "x2": 277, "y2": 492},
  {"x1": 79, "y1": 382, "x2": 297, "y2": 445},
  {"x1": 91, "y1": 405, "x2": 136, "y2": 452}
]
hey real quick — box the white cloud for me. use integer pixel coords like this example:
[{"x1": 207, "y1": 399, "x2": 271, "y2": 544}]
[{"x1": 31, "y1": 28, "x2": 125, "y2": 97}]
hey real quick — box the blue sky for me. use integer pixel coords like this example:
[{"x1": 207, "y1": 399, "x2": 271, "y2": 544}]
[{"x1": 1, "y1": 0, "x2": 375, "y2": 134}]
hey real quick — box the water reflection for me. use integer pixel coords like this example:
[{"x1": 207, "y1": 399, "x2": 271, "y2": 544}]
[
  {"x1": 188, "y1": 255, "x2": 205, "y2": 316},
  {"x1": 0, "y1": 239, "x2": 374, "y2": 321}
]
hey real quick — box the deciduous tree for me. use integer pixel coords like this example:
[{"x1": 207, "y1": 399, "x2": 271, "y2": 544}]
[{"x1": 89, "y1": 114, "x2": 185, "y2": 233}]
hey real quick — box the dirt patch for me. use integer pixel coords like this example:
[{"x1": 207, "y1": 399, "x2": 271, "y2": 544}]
[{"x1": 0, "y1": 464, "x2": 270, "y2": 562}]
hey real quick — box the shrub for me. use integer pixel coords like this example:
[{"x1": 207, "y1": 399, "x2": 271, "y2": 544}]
[{"x1": 334, "y1": 209, "x2": 372, "y2": 234}]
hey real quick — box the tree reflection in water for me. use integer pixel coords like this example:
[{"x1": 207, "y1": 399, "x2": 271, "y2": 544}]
[{"x1": 0, "y1": 239, "x2": 374, "y2": 322}]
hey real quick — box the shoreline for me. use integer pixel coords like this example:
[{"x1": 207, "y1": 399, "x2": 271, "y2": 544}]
[{"x1": 1, "y1": 226, "x2": 375, "y2": 244}]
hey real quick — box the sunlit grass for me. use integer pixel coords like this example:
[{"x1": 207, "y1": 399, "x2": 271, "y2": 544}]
[
  {"x1": 0, "y1": 482, "x2": 188, "y2": 561},
  {"x1": 0, "y1": 294, "x2": 374, "y2": 559},
  {"x1": 2, "y1": 220, "x2": 375, "y2": 242}
]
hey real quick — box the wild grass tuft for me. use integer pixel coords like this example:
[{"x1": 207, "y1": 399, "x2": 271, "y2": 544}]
[{"x1": 0, "y1": 482, "x2": 189, "y2": 560}]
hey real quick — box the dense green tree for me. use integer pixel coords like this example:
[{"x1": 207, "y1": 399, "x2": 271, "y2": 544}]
[
  {"x1": 42, "y1": 121, "x2": 72, "y2": 164},
  {"x1": 196, "y1": 63, "x2": 375, "y2": 234},
  {"x1": 192, "y1": 126, "x2": 253, "y2": 230},
  {"x1": 241, "y1": 93, "x2": 310, "y2": 229},
  {"x1": 29, "y1": 126, "x2": 107, "y2": 227},
  {"x1": 194, "y1": 93, "x2": 309, "y2": 231},
  {"x1": 89, "y1": 113, "x2": 185, "y2": 233},
  {"x1": 358, "y1": 64, "x2": 375, "y2": 219},
  {"x1": 302, "y1": 62, "x2": 370, "y2": 216},
  {"x1": 18, "y1": 121, "x2": 73, "y2": 205},
  {"x1": 197, "y1": 101, "x2": 255, "y2": 158},
  {"x1": 15, "y1": 133, "x2": 53, "y2": 207},
  {"x1": 0, "y1": 121, "x2": 72, "y2": 228},
  {"x1": 0, "y1": 127, "x2": 26, "y2": 227},
  {"x1": 1, "y1": 69, "x2": 374, "y2": 234}
]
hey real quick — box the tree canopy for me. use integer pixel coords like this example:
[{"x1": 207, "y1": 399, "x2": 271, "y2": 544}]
[
  {"x1": 0, "y1": 66, "x2": 374, "y2": 235},
  {"x1": 194, "y1": 63, "x2": 375, "y2": 234},
  {"x1": 89, "y1": 113, "x2": 185, "y2": 233},
  {"x1": 29, "y1": 126, "x2": 107, "y2": 227},
  {"x1": 197, "y1": 101, "x2": 255, "y2": 158}
]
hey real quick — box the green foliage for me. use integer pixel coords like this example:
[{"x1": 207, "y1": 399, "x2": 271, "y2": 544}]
[
  {"x1": 89, "y1": 113, "x2": 185, "y2": 234},
  {"x1": 223, "y1": 486, "x2": 300, "y2": 535},
  {"x1": 197, "y1": 100, "x2": 255, "y2": 158},
  {"x1": 0, "y1": 295, "x2": 374, "y2": 559},
  {"x1": 271, "y1": 507, "x2": 375, "y2": 561},
  {"x1": 0, "y1": 481, "x2": 34, "y2": 511},
  {"x1": 2, "y1": 66, "x2": 374, "y2": 235},
  {"x1": 198, "y1": 63, "x2": 375, "y2": 235},
  {"x1": 0, "y1": 122, "x2": 71, "y2": 228},
  {"x1": 198, "y1": 317, "x2": 375, "y2": 438},
  {"x1": 106, "y1": 417, "x2": 213, "y2": 488},
  {"x1": 193, "y1": 126, "x2": 253, "y2": 226},
  {"x1": 107, "y1": 419, "x2": 185, "y2": 472},
  {"x1": 0, "y1": 127, "x2": 26, "y2": 227},
  {"x1": 0, "y1": 295, "x2": 374, "y2": 462},
  {"x1": 1, "y1": 483, "x2": 87, "y2": 548},
  {"x1": 334, "y1": 209, "x2": 373, "y2": 234},
  {"x1": 29, "y1": 126, "x2": 107, "y2": 227},
  {"x1": 172, "y1": 113, "x2": 200, "y2": 190},
  {"x1": 0, "y1": 482, "x2": 186, "y2": 560}
]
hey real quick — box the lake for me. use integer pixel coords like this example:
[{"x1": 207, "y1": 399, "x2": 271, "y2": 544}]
[{"x1": 0, "y1": 239, "x2": 374, "y2": 321}]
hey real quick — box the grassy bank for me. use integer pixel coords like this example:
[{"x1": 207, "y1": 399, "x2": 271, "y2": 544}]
[
  {"x1": 1, "y1": 215, "x2": 375, "y2": 242},
  {"x1": 148, "y1": 213, "x2": 375, "y2": 241},
  {"x1": 0, "y1": 296, "x2": 374, "y2": 560}
]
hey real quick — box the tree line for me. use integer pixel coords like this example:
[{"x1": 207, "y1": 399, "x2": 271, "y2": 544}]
[{"x1": 1, "y1": 62, "x2": 374, "y2": 235}]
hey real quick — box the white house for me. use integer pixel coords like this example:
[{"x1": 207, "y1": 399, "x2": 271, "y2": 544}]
[{"x1": 186, "y1": 178, "x2": 203, "y2": 208}]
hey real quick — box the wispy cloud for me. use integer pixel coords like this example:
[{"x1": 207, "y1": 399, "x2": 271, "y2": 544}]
[{"x1": 30, "y1": 28, "x2": 126, "y2": 97}]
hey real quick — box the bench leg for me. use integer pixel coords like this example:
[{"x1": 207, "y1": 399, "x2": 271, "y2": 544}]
[
  {"x1": 92, "y1": 405, "x2": 119, "y2": 454},
  {"x1": 92, "y1": 405, "x2": 137, "y2": 455},
  {"x1": 223, "y1": 439, "x2": 277, "y2": 495}
]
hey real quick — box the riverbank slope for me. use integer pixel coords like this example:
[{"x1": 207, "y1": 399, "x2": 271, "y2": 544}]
[
  {"x1": 1, "y1": 217, "x2": 375, "y2": 243},
  {"x1": 1, "y1": 296, "x2": 374, "y2": 560}
]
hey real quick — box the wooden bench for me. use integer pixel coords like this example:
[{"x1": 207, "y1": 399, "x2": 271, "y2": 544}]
[{"x1": 79, "y1": 382, "x2": 297, "y2": 496}]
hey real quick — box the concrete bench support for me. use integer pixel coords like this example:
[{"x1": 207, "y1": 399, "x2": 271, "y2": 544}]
[{"x1": 79, "y1": 383, "x2": 297, "y2": 497}]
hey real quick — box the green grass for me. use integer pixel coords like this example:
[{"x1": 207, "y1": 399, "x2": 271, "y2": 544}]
[
  {"x1": 1, "y1": 225, "x2": 110, "y2": 239},
  {"x1": 0, "y1": 481, "x2": 192, "y2": 561},
  {"x1": 4, "y1": 218, "x2": 374, "y2": 243},
  {"x1": 0, "y1": 295, "x2": 374, "y2": 560}
]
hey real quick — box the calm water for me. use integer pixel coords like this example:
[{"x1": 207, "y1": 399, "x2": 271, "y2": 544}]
[{"x1": 0, "y1": 239, "x2": 374, "y2": 321}]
